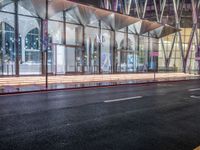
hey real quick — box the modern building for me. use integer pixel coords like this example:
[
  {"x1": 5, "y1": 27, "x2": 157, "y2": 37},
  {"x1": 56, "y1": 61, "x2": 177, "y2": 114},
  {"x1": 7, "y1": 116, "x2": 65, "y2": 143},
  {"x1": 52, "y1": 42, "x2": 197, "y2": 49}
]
[
  {"x1": 89, "y1": 0, "x2": 200, "y2": 74},
  {"x1": 0, "y1": 0, "x2": 199, "y2": 78}
]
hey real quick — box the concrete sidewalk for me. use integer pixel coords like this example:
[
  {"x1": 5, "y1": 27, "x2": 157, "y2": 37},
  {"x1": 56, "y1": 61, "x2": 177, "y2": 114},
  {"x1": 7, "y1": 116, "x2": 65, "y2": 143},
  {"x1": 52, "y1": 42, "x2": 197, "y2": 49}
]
[{"x1": 0, "y1": 73, "x2": 199, "y2": 94}]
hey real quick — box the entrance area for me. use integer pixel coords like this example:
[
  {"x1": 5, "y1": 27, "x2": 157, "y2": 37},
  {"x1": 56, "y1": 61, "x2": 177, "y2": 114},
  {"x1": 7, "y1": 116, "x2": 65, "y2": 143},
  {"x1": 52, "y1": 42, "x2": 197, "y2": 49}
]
[{"x1": 49, "y1": 44, "x2": 83, "y2": 75}]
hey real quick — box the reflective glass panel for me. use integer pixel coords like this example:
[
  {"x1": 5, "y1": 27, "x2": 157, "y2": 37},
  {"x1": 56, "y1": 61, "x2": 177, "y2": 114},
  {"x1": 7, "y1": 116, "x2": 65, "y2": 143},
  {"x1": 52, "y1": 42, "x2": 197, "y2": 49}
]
[
  {"x1": 0, "y1": 12, "x2": 15, "y2": 75},
  {"x1": 19, "y1": 15, "x2": 41, "y2": 75}
]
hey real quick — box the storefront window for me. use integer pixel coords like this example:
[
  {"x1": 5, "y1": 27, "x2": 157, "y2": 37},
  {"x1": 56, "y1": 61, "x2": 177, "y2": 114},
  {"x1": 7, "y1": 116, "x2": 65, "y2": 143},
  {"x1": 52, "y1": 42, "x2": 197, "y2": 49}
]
[
  {"x1": 19, "y1": 15, "x2": 41, "y2": 75},
  {"x1": 85, "y1": 27, "x2": 99, "y2": 73},
  {"x1": 66, "y1": 24, "x2": 82, "y2": 46},
  {"x1": 116, "y1": 31, "x2": 126, "y2": 72},
  {"x1": 0, "y1": 12, "x2": 15, "y2": 75},
  {"x1": 101, "y1": 29, "x2": 113, "y2": 73},
  {"x1": 48, "y1": 21, "x2": 64, "y2": 44},
  {"x1": 0, "y1": 1, "x2": 198, "y2": 76},
  {"x1": 128, "y1": 34, "x2": 138, "y2": 72}
]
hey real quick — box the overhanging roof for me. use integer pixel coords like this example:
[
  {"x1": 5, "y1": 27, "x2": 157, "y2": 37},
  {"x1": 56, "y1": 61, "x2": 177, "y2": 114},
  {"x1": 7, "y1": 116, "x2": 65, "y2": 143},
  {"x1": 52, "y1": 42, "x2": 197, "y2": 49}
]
[{"x1": 0, "y1": 0, "x2": 180, "y2": 38}]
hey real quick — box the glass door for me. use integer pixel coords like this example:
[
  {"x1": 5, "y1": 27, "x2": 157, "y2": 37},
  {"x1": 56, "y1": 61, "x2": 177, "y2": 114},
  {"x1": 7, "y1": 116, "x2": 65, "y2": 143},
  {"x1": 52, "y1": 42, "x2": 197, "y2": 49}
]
[
  {"x1": 50, "y1": 44, "x2": 65, "y2": 75},
  {"x1": 50, "y1": 45, "x2": 83, "y2": 75},
  {"x1": 116, "y1": 50, "x2": 138, "y2": 72},
  {"x1": 65, "y1": 46, "x2": 83, "y2": 73}
]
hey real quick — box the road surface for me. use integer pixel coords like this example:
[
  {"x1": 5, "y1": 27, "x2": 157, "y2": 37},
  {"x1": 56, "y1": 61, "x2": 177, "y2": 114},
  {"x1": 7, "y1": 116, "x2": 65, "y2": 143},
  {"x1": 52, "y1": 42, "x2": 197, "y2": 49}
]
[{"x1": 0, "y1": 80, "x2": 200, "y2": 150}]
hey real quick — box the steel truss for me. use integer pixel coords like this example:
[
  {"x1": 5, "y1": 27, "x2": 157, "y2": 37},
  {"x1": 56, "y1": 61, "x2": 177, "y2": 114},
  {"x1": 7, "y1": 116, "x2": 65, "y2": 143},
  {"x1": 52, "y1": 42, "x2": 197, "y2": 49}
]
[{"x1": 100, "y1": 0, "x2": 200, "y2": 74}]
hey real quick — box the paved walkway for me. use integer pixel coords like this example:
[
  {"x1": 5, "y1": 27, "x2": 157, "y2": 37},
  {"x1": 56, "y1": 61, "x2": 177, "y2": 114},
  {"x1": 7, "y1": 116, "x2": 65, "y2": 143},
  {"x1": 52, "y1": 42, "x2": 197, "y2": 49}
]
[{"x1": 0, "y1": 73, "x2": 199, "y2": 94}]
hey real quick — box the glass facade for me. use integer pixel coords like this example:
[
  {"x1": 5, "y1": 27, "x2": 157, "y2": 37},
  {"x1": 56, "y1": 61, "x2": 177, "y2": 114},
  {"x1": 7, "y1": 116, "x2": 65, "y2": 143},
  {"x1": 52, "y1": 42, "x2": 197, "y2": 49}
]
[
  {"x1": 98, "y1": 0, "x2": 200, "y2": 74},
  {"x1": 0, "y1": 0, "x2": 199, "y2": 78}
]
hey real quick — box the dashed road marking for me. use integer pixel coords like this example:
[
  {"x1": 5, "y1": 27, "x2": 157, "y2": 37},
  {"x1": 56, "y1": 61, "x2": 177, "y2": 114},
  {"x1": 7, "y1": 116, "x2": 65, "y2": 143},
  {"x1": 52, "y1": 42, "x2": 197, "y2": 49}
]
[
  {"x1": 189, "y1": 88, "x2": 200, "y2": 92},
  {"x1": 104, "y1": 96, "x2": 143, "y2": 103},
  {"x1": 190, "y1": 95, "x2": 200, "y2": 99}
]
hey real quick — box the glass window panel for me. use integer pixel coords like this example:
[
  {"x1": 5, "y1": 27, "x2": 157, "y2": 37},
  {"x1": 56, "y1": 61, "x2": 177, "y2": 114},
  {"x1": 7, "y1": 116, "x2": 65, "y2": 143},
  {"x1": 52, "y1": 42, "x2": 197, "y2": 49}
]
[
  {"x1": 66, "y1": 23, "x2": 82, "y2": 46},
  {"x1": 0, "y1": 12, "x2": 15, "y2": 75},
  {"x1": 101, "y1": 29, "x2": 113, "y2": 73},
  {"x1": 50, "y1": 12, "x2": 64, "y2": 22},
  {"x1": 48, "y1": 21, "x2": 64, "y2": 44},
  {"x1": 19, "y1": 15, "x2": 41, "y2": 75},
  {"x1": 127, "y1": 34, "x2": 138, "y2": 72},
  {"x1": 85, "y1": 27, "x2": 99, "y2": 73},
  {"x1": 18, "y1": 1, "x2": 38, "y2": 17},
  {"x1": 65, "y1": 11, "x2": 80, "y2": 24},
  {"x1": 116, "y1": 31, "x2": 126, "y2": 72},
  {"x1": 101, "y1": 21, "x2": 111, "y2": 30},
  {"x1": 0, "y1": 1, "x2": 14, "y2": 13},
  {"x1": 88, "y1": 19, "x2": 99, "y2": 28}
]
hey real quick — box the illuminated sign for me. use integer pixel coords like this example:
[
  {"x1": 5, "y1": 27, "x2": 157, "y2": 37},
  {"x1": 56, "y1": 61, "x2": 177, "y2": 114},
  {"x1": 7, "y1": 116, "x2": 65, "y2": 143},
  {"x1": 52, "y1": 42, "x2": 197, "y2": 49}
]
[
  {"x1": 150, "y1": 51, "x2": 159, "y2": 57},
  {"x1": 195, "y1": 57, "x2": 200, "y2": 61},
  {"x1": 96, "y1": 34, "x2": 105, "y2": 44}
]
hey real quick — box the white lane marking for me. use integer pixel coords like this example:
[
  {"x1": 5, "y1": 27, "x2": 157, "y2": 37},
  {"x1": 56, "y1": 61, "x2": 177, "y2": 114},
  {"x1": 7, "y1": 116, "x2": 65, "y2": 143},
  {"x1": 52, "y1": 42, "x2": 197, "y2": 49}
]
[
  {"x1": 104, "y1": 96, "x2": 143, "y2": 103},
  {"x1": 190, "y1": 95, "x2": 200, "y2": 99},
  {"x1": 189, "y1": 88, "x2": 200, "y2": 92}
]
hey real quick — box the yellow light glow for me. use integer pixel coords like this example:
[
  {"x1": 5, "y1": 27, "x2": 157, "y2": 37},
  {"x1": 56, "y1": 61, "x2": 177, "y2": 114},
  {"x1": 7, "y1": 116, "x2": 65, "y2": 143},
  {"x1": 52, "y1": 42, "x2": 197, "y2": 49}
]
[{"x1": 0, "y1": 73, "x2": 198, "y2": 87}]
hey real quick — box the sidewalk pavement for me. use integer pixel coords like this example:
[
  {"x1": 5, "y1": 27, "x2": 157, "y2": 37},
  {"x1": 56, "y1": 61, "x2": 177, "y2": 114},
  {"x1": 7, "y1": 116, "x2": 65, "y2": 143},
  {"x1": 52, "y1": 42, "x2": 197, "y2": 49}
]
[{"x1": 0, "y1": 73, "x2": 199, "y2": 94}]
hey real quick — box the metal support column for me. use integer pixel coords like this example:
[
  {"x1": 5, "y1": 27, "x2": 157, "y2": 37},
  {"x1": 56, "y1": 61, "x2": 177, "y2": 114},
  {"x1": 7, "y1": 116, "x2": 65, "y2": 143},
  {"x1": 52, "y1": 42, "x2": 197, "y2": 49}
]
[
  {"x1": 14, "y1": 1, "x2": 19, "y2": 76},
  {"x1": 98, "y1": 20, "x2": 102, "y2": 74},
  {"x1": 63, "y1": 11, "x2": 66, "y2": 46},
  {"x1": 147, "y1": 32, "x2": 150, "y2": 72},
  {"x1": 41, "y1": 19, "x2": 45, "y2": 75},
  {"x1": 137, "y1": 34, "x2": 140, "y2": 72},
  {"x1": 63, "y1": 11, "x2": 67, "y2": 74},
  {"x1": 45, "y1": 0, "x2": 48, "y2": 88},
  {"x1": 126, "y1": 27, "x2": 128, "y2": 72},
  {"x1": 82, "y1": 25, "x2": 85, "y2": 74},
  {"x1": 1, "y1": 23, "x2": 5, "y2": 75},
  {"x1": 112, "y1": 30, "x2": 116, "y2": 73}
]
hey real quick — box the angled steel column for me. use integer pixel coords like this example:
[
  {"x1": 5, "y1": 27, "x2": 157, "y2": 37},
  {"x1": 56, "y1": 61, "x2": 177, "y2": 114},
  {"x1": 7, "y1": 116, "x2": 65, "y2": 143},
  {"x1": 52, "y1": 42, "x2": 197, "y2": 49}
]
[
  {"x1": 166, "y1": 17, "x2": 182, "y2": 68},
  {"x1": 142, "y1": 0, "x2": 148, "y2": 18},
  {"x1": 194, "y1": 0, "x2": 200, "y2": 74},
  {"x1": 153, "y1": 0, "x2": 159, "y2": 21},
  {"x1": 166, "y1": 33, "x2": 177, "y2": 68},
  {"x1": 134, "y1": 0, "x2": 140, "y2": 18},
  {"x1": 185, "y1": 0, "x2": 198, "y2": 73},
  {"x1": 124, "y1": 0, "x2": 132, "y2": 15},
  {"x1": 159, "y1": 0, "x2": 168, "y2": 68},
  {"x1": 172, "y1": 0, "x2": 185, "y2": 72},
  {"x1": 153, "y1": 0, "x2": 173, "y2": 72},
  {"x1": 185, "y1": 25, "x2": 197, "y2": 72},
  {"x1": 160, "y1": 0, "x2": 166, "y2": 22},
  {"x1": 160, "y1": 38, "x2": 167, "y2": 68}
]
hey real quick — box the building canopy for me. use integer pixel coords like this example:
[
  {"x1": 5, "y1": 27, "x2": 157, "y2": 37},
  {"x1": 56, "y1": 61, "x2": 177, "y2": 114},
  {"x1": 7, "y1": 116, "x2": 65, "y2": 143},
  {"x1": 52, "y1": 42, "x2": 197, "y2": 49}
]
[{"x1": 0, "y1": 0, "x2": 180, "y2": 38}]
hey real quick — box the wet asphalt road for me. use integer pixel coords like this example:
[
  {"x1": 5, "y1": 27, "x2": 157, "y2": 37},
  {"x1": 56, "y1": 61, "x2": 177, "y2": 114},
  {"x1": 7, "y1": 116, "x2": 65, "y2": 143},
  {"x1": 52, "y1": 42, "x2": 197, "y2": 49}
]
[{"x1": 0, "y1": 80, "x2": 200, "y2": 150}]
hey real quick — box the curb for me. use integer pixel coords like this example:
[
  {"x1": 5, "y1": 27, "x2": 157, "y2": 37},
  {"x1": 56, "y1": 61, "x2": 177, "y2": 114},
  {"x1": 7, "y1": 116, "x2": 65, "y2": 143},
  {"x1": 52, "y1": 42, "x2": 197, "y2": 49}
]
[{"x1": 0, "y1": 78, "x2": 199, "y2": 96}]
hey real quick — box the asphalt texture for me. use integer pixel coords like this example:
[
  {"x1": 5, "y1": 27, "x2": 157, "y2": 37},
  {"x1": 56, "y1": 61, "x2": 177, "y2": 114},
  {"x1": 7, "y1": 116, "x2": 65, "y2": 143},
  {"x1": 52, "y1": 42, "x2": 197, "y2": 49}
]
[{"x1": 0, "y1": 80, "x2": 200, "y2": 150}]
